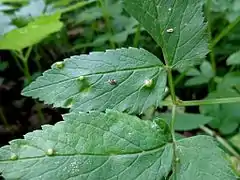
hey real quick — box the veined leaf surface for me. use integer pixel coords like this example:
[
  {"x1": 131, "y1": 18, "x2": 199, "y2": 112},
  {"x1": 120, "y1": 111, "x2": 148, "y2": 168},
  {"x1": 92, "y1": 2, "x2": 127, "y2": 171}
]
[
  {"x1": 123, "y1": 0, "x2": 208, "y2": 70},
  {"x1": 22, "y1": 48, "x2": 167, "y2": 114},
  {"x1": 0, "y1": 110, "x2": 237, "y2": 180}
]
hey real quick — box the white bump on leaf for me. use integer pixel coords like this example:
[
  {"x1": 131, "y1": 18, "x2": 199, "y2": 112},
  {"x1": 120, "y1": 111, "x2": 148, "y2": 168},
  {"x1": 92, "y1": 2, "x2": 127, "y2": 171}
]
[
  {"x1": 10, "y1": 153, "x2": 18, "y2": 160},
  {"x1": 144, "y1": 79, "x2": 153, "y2": 87},
  {"x1": 47, "y1": 148, "x2": 54, "y2": 156},
  {"x1": 166, "y1": 28, "x2": 174, "y2": 33},
  {"x1": 55, "y1": 62, "x2": 64, "y2": 69},
  {"x1": 176, "y1": 157, "x2": 180, "y2": 162},
  {"x1": 168, "y1": 8, "x2": 172, "y2": 11},
  {"x1": 78, "y1": 76, "x2": 85, "y2": 81}
]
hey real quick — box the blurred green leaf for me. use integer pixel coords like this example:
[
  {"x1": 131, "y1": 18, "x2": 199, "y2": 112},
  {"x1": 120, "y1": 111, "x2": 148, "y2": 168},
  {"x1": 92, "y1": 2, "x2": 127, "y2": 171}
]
[
  {"x1": 184, "y1": 61, "x2": 214, "y2": 86},
  {"x1": 186, "y1": 68, "x2": 201, "y2": 76},
  {"x1": 0, "y1": 13, "x2": 63, "y2": 50},
  {"x1": 200, "y1": 61, "x2": 215, "y2": 78},
  {"x1": 229, "y1": 133, "x2": 240, "y2": 150},
  {"x1": 185, "y1": 76, "x2": 209, "y2": 86},
  {"x1": 200, "y1": 73, "x2": 240, "y2": 134},
  {"x1": 0, "y1": 0, "x2": 27, "y2": 3},
  {"x1": 157, "y1": 113, "x2": 213, "y2": 131},
  {"x1": 15, "y1": 0, "x2": 51, "y2": 18},
  {"x1": 0, "y1": 61, "x2": 8, "y2": 71},
  {"x1": 227, "y1": 50, "x2": 240, "y2": 65},
  {"x1": 0, "y1": 3, "x2": 14, "y2": 10},
  {"x1": 0, "y1": 12, "x2": 16, "y2": 36}
]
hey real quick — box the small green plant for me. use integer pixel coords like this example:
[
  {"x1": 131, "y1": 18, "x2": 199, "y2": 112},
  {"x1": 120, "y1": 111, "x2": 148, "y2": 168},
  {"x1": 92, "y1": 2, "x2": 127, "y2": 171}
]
[{"x1": 0, "y1": 0, "x2": 240, "y2": 179}]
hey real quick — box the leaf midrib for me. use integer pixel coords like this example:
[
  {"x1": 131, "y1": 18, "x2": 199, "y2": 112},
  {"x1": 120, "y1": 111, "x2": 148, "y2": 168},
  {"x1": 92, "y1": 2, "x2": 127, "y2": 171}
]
[
  {"x1": 23, "y1": 65, "x2": 164, "y2": 93},
  {"x1": 0, "y1": 142, "x2": 171, "y2": 163}
]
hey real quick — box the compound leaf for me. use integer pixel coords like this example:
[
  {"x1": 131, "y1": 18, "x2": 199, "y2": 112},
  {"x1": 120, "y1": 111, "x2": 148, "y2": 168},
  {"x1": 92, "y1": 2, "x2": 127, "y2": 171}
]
[
  {"x1": 0, "y1": 111, "x2": 237, "y2": 180},
  {"x1": 123, "y1": 0, "x2": 208, "y2": 70},
  {"x1": 22, "y1": 48, "x2": 167, "y2": 114}
]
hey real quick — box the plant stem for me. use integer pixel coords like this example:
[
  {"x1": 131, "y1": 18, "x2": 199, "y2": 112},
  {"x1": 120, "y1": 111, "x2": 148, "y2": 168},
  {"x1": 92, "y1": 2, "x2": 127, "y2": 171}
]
[
  {"x1": 165, "y1": 64, "x2": 178, "y2": 179},
  {"x1": 212, "y1": 16, "x2": 240, "y2": 47},
  {"x1": 200, "y1": 126, "x2": 240, "y2": 160},
  {"x1": 35, "y1": 100, "x2": 44, "y2": 124},
  {"x1": 0, "y1": 107, "x2": 9, "y2": 129},
  {"x1": 167, "y1": 67, "x2": 177, "y2": 104},
  {"x1": 179, "y1": 97, "x2": 240, "y2": 106},
  {"x1": 99, "y1": 0, "x2": 115, "y2": 49},
  {"x1": 15, "y1": 50, "x2": 32, "y2": 83},
  {"x1": 133, "y1": 25, "x2": 141, "y2": 47},
  {"x1": 206, "y1": 0, "x2": 216, "y2": 75},
  {"x1": 14, "y1": 49, "x2": 45, "y2": 124},
  {"x1": 11, "y1": 52, "x2": 24, "y2": 72},
  {"x1": 171, "y1": 105, "x2": 178, "y2": 180},
  {"x1": 161, "y1": 97, "x2": 240, "y2": 107}
]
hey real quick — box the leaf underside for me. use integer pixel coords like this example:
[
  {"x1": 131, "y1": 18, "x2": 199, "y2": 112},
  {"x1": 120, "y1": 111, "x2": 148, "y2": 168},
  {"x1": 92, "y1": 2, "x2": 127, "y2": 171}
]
[
  {"x1": 0, "y1": 110, "x2": 237, "y2": 180},
  {"x1": 123, "y1": 0, "x2": 209, "y2": 70},
  {"x1": 22, "y1": 48, "x2": 167, "y2": 114}
]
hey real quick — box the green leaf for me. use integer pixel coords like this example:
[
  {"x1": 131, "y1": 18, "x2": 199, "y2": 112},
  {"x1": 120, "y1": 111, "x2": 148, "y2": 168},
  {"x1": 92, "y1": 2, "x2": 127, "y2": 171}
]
[
  {"x1": 0, "y1": 0, "x2": 27, "y2": 3},
  {"x1": 227, "y1": 50, "x2": 240, "y2": 66},
  {"x1": 0, "y1": 111, "x2": 237, "y2": 180},
  {"x1": 185, "y1": 76, "x2": 210, "y2": 86},
  {"x1": 217, "y1": 72, "x2": 240, "y2": 94},
  {"x1": 200, "y1": 61, "x2": 215, "y2": 78},
  {"x1": 175, "y1": 136, "x2": 237, "y2": 180},
  {"x1": 123, "y1": 0, "x2": 208, "y2": 70},
  {"x1": 0, "y1": 13, "x2": 63, "y2": 51},
  {"x1": 0, "y1": 110, "x2": 173, "y2": 180},
  {"x1": 185, "y1": 68, "x2": 201, "y2": 76},
  {"x1": 157, "y1": 113, "x2": 213, "y2": 131},
  {"x1": 200, "y1": 89, "x2": 240, "y2": 135},
  {"x1": 22, "y1": 48, "x2": 167, "y2": 114},
  {"x1": 229, "y1": 133, "x2": 240, "y2": 150}
]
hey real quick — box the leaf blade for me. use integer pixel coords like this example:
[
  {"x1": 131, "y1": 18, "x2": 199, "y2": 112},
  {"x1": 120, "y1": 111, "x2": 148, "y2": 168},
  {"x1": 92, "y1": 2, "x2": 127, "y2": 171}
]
[
  {"x1": 0, "y1": 13, "x2": 63, "y2": 51},
  {"x1": 0, "y1": 111, "x2": 237, "y2": 180},
  {"x1": 157, "y1": 113, "x2": 213, "y2": 131},
  {"x1": 227, "y1": 50, "x2": 240, "y2": 66},
  {"x1": 123, "y1": 0, "x2": 208, "y2": 70},
  {"x1": 176, "y1": 136, "x2": 238, "y2": 180},
  {"x1": 0, "y1": 110, "x2": 173, "y2": 180},
  {"x1": 22, "y1": 48, "x2": 167, "y2": 113}
]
